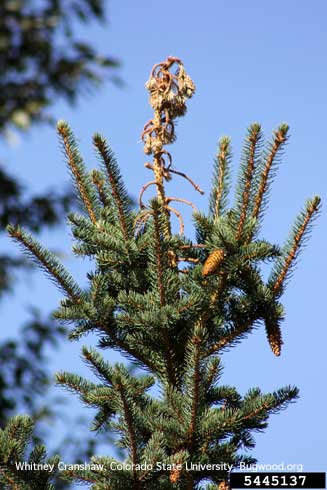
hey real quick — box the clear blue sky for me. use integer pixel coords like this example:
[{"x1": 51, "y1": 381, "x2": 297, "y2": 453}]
[{"x1": 1, "y1": 0, "x2": 326, "y2": 475}]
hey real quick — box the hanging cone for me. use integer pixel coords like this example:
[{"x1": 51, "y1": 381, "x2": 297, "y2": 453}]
[
  {"x1": 265, "y1": 321, "x2": 283, "y2": 356},
  {"x1": 202, "y1": 249, "x2": 225, "y2": 276}
]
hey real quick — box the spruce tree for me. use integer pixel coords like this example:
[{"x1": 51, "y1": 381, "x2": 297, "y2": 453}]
[{"x1": 1, "y1": 57, "x2": 321, "y2": 490}]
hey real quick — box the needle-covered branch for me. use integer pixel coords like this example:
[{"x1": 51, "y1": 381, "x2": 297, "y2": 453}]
[
  {"x1": 93, "y1": 134, "x2": 133, "y2": 242},
  {"x1": 57, "y1": 121, "x2": 99, "y2": 224},
  {"x1": 235, "y1": 124, "x2": 262, "y2": 240},
  {"x1": 0, "y1": 416, "x2": 60, "y2": 490},
  {"x1": 210, "y1": 136, "x2": 232, "y2": 221},
  {"x1": 268, "y1": 196, "x2": 321, "y2": 296},
  {"x1": 251, "y1": 123, "x2": 289, "y2": 226},
  {"x1": 7, "y1": 224, "x2": 82, "y2": 302}
]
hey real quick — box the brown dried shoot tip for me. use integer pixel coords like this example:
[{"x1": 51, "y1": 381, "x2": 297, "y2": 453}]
[
  {"x1": 142, "y1": 56, "x2": 195, "y2": 155},
  {"x1": 140, "y1": 57, "x2": 203, "y2": 237}
]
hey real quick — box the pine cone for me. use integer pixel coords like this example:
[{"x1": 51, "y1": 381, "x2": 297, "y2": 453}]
[
  {"x1": 266, "y1": 322, "x2": 283, "y2": 356},
  {"x1": 169, "y1": 466, "x2": 182, "y2": 484},
  {"x1": 202, "y1": 249, "x2": 225, "y2": 276}
]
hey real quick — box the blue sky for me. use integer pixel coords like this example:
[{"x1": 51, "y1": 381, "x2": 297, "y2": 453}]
[{"x1": 1, "y1": 0, "x2": 327, "y2": 476}]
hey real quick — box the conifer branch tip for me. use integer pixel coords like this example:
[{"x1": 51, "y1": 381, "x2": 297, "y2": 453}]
[
  {"x1": 57, "y1": 120, "x2": 98, "y2": 224},
  {"x1": 251, "y1": 123, "x2": 289, "y2": 223}
]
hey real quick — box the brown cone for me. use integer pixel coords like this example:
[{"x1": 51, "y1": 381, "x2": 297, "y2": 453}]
[
  {"x1": 169, "y1": 466, "x2": 182, "y2": 484},
  {"x1": 266, "y1": 322, "x2": 283, "y2": 356},
  {"x1": 202, "y1": 249, "x2": 225, "y2": 276}
]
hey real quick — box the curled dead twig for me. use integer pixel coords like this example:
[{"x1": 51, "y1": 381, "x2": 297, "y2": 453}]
[
  {"x1": 137, "y1": 56, "x2": 204, "y2": 243},
  {"x1": 166, "y1": 196, "x2": 197, "y2": 211},
  {"x1": 139, "y1": 180, "x2": 157, "y2": 208},
  {"x1": 166, "y1": 205, "x2": 184, "y2": 235},
  {"x1": 169, "y1": 168, "x2": 205, "y2": 195}
]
